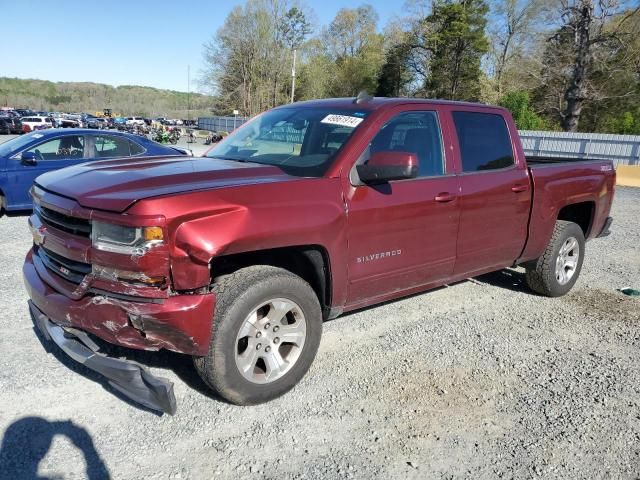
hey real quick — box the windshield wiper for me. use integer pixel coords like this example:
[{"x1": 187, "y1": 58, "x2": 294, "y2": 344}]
[{"x1": 208, "y1": 155, "x2": 250, "y2": 163}]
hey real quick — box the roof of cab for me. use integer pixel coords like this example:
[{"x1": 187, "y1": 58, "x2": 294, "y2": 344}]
[{"x1": 276, "y1": 96, "x2": 508, "y2": 113}]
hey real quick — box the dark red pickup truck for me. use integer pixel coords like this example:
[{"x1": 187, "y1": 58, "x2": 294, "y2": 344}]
[{"x1": 23, "y1": 98, "x2": 615, "y2": 414}]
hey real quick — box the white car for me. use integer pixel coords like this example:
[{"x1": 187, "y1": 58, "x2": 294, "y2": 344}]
[
  {"x1": 21, "y1": 116, "x2": 53, "y2": 132},
  {"x1": 126, "y1": 116, "x2": 146, "y2": 126}
]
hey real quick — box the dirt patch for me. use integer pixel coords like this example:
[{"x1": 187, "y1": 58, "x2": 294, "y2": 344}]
[{"x1": 563, "y1": 287, "x2": 640, "y2": 321}]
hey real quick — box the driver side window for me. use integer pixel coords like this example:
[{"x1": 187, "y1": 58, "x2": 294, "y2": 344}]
[
  {"x1": 25, "y1": 136, "x2": 85, "y2": 161},
  {"x1": 363, "y1": 111, "x2": 444, "y2": 177}
]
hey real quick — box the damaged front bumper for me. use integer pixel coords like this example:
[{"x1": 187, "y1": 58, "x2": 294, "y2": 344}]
[
  {"x1": 23, "y1": 248, "x2": 215, "y2": 356},
  {"x1": 29, "y1": 301, "x2": 177, "y2": 414}
]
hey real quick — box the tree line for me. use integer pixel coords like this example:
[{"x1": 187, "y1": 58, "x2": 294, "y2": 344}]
[
  {"x1": 202, "y1": 0, "x2": 640, "y2": 134},
  {"x1": 0, "y1": 77, "x2": 213, "y2": 119}
]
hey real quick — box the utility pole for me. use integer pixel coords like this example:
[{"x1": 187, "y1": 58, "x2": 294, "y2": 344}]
[
  {"x1": 187, "y1": 65, "x2": 191, "y2": 124},
  {"x1": 290, "y1": 49, "x2": 297, "y2": 104}
]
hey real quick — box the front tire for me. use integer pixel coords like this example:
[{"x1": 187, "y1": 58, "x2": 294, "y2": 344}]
[
  {"x1": 194, "y1": 265, "x2": 322, "y2": 405},
  {"x1": 525, "y1": 220, "x2": 585, "y2": 297}
]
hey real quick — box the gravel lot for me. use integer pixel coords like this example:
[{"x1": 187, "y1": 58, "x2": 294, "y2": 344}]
[{"x1": 0, "y1": 140, "x2": 638, "y2": 478}]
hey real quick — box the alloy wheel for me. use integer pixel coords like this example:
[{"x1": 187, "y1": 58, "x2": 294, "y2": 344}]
[{"x1": 235, "y1": 298, "x2": 307, "y2": 384}]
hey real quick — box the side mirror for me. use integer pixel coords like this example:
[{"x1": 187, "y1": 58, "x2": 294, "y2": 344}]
[
  {"x1": 356, "y1": 151, "x2": 418, "y2": 184},
  {"x1": 21, "y1": 151, "x2": 37, "y2": 165}
]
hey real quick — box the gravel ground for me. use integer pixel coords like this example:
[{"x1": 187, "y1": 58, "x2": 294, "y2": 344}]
[{"x1": 0, "y1": 155, "x2": 638, "y2": 478}]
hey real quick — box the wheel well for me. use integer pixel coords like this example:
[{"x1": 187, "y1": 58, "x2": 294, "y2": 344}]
[
  {"x1": 210, "y1": 246, "x2": 332, "y2": 319},
  {"x1": 558, "y1": 201, "x2": 595, "y2": 237}
]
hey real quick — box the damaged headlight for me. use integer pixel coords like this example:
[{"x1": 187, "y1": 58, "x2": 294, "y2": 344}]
[{"x1": 92, "y1": 221, "x2": 164, "y2": 255}]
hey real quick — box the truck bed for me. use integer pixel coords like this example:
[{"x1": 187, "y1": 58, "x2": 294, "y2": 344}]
[
  {"x1": 525, "y1": 155, "x2": 611, "y2": 166},
  {"x1": 519, "y1": 157, "x2": 616, "y2": 263}
]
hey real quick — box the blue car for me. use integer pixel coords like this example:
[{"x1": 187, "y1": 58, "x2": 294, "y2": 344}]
[{"x1": 0, "y1": 128, "x2": 190, "y2": 212}]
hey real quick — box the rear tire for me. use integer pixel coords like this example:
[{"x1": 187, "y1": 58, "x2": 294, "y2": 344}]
[
  {"x1": 525, "y1": 220, "x2": 585, "y2": 297},
  {"x1": 193, "y1": 265, "x2": 322, "y2": 405}
]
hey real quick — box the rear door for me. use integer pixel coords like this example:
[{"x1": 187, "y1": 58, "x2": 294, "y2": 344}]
[
  {"x1": 344, "y1": 106, "x2": 460, "y2": 306},
  {"x1": 9, "y1": 134, "x2": 87, "y2": 208},
  {"x1": 447, "y1": 108, "x2": 531, "y2": 275}
]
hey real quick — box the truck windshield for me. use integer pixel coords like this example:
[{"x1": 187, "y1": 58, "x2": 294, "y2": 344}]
[{"x1": 206, "y1": 107, "x2": 369, "y2": 177}]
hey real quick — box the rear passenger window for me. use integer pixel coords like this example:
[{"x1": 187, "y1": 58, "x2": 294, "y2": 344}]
[
  {"x1": 453, "y1": 112, "x2": 514, "y2": 172},
  {"x1": 94, "y1": 136, "x2": 130, "y2": 157},
  {"x1": 365, "y1": 111, "x2": 444, "y2": 177},
  {"x1": 129, "y1": 141, "x2": 145, "y2": 155}
]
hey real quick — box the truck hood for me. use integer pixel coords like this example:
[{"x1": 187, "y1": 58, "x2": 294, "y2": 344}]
[{"x1": 36, "y1": 156, "x2": 297, "y2": 213}]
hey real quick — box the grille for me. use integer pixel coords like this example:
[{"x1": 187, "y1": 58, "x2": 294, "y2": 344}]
[
  {"x1": 37, "y1": 246, "x2": 91, "y2": 284},
  {"x1": 36, "y1": 204, "x2": 91, "y2": 237}
]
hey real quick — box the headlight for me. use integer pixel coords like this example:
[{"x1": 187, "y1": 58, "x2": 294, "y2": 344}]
[{"x1": 92, "y1": 221, "x2": 164, "y2": 254}]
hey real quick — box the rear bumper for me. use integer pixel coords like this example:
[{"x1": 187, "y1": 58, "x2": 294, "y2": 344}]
[
  {"x1": 23, "y1": 248, "x2": 215, "y2": 356},
  {"x1": 597, "y1": 216, "x2": 613, "y2": 238},
  {"x1": 29, "y1": 301, "x2": 177, "y2": 414}
]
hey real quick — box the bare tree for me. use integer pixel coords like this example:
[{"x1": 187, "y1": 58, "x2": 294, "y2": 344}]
[
  {"x1": 489, "y1": 0, "x2": 546, "y2": 96},
  {"x1": 549, "y1": 0, "x2": 638, "y2": 131}
]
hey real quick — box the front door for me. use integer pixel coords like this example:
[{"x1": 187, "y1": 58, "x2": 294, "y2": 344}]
[
  {"x1": 10, "y1": 134, "x2": 87, "y2": 208},
  {"x1": 345, "y1": 110, "x2": 460, "y2": 306}
]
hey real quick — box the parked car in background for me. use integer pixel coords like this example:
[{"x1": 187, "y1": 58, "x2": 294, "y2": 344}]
[
  {"x1": 21, "y1": 116, "x2": 53, "y2": 132},
  {"x1": 126, "y1": 116, "x2": 145, "y2": 126},
  {"x1": 14, "y1": 109, "x2": 33, "y2": 117},
  {"x1": 81, "y1": 113, "x2": 97, "y2": 123},
  {"x1": 64, "y1": 114, "x2": 84, "y2": 128},
  {"x1": 0, "y1": 115, "x2": 23, "y2": 134},
  {"x1": 113, "y1": 117, "x2": 128, "y2": 129},
  {"x1": 0, "y1": 128, "x2": 192, "y2": 212},
  {"x1": 57, "y1": 116, "x2": 81, "y2": 128},
  {"x1": 86, "y1": 117, "x2": 108, "y2": 129}
]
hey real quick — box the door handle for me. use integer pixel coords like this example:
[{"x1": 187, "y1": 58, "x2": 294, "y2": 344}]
[
  {"x1": 511, "y1": 184, "x2": 529, "y2": 193},
  {"x1": 434, "y1": 192, "x2": 456, "y2": 203}
]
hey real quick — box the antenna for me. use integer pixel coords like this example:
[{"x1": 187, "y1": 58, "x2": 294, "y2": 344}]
[{"x1": 353, "y1": 91, "x2": 373, "y2": 104}]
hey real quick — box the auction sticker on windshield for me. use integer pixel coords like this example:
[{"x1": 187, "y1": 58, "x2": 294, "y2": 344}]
[{"x1": 321, "y1": 114, "x2": 364, "y2": 128}]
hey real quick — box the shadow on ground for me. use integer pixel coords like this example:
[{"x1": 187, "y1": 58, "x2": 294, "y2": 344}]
[
  {"x1": 0, "y1": 416, "x2": 110, "y2": 480},
  {"x1": 476, "y1": 268, "x2": 532, "y2": 294},
  {"x1": 2, "y1": 209, "x2": 31, "y2": 218},
  {"x1": 336, "y1": 268, "x2": 535, "y2": 322}
]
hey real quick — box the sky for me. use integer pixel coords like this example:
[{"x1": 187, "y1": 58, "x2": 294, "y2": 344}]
[{"x1": 1, "y1": 0, "x2": 403, "y2": 93}]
